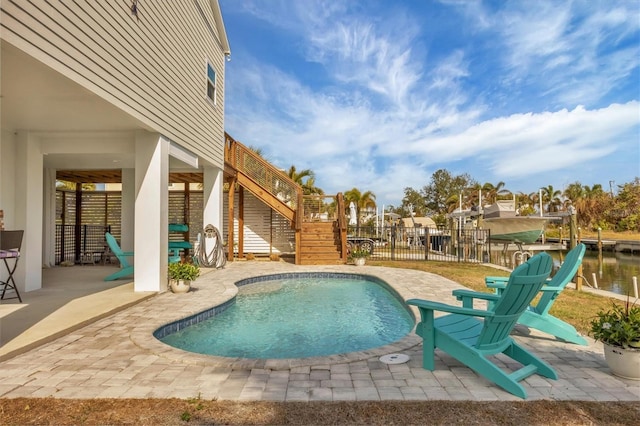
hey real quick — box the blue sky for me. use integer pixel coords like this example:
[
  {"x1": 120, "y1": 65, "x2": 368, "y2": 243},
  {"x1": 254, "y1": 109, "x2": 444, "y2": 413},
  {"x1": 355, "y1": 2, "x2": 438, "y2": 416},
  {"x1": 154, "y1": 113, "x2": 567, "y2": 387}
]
[{"x1": 219, "y1": 0, "x2": 640, "y2": 207}]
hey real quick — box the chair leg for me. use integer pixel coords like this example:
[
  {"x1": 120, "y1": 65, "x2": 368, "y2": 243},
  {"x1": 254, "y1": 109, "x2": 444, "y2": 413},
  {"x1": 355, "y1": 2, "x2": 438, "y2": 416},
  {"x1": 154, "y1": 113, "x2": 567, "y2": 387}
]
[
  {"x1": 440, "y1": 341, "x2": 529, "y2": 399},
  {"x1": 504, "y1": 341, "x2": 558, "y2": 380},
  {"x1": 104, "y1": 266, "x2": 134, "y2": 281},
  {"x1": 421, "y1": 337, "x2": 436, "y2": 371},
  {"x1": 519, "y1": 312, "x2": 588, "y2": 346},
  {"x1": 1, "y1": 257, "x2": 22, "y2": 303}
]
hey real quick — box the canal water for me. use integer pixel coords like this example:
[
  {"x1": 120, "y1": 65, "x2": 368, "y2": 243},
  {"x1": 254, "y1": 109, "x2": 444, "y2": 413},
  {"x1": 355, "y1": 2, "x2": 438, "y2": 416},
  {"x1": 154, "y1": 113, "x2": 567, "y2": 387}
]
[
  {"x1": 490, "y1": 248, "x2": 638, "y2": 297},
  {"x1": 557, "y1": 250, "x2": 639, "y2": 297}
]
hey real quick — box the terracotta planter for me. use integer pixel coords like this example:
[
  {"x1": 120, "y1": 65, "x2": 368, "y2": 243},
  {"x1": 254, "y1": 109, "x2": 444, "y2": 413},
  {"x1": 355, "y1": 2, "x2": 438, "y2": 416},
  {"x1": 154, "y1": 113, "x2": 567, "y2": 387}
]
[
  {"x1": 604, "y1": 343, "x2": 640, "y2": 380},
  {"x1": 169, "y1": 279, "x2": 191, "y2": 293}
]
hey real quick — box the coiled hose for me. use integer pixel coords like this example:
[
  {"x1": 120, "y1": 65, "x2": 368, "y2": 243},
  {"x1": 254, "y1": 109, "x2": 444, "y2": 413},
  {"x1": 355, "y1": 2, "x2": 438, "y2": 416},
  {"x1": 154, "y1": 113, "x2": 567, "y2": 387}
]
[{"x1": 195, "y1": 224, "x2": 227, "y2": 269}]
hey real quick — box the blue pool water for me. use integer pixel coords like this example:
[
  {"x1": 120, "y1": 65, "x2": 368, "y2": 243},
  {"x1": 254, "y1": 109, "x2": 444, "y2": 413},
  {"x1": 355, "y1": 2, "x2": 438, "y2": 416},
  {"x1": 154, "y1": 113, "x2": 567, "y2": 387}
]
[{"x1": 157, "y1": 273, "x2": 414, "y2": 359}]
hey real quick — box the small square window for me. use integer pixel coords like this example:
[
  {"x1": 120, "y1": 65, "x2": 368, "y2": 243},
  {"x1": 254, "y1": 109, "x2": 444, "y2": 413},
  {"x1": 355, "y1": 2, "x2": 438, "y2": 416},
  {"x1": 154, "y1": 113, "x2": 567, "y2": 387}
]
[{"x1": 207, "y1": 63, "x2": 216, "y2": 105}]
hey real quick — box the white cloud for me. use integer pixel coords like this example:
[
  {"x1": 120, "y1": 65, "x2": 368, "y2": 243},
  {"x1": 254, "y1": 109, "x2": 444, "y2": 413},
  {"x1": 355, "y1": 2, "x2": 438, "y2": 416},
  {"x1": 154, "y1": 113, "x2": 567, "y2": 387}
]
[{"x1": 221, "y1": 0, "x2": 640, "y2": 205}]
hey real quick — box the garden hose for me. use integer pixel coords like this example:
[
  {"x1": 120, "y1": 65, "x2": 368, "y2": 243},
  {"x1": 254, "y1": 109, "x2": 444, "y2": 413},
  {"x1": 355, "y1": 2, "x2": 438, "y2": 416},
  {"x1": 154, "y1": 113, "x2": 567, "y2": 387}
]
[{"x1": 195, "y1": 224, "x2": 226, "y2": 269}]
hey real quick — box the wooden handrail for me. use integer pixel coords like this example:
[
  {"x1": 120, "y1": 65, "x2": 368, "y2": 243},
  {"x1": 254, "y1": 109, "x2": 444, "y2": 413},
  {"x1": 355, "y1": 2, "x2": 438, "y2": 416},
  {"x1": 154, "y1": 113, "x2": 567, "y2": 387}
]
[{"x1": 225, "y1": 132, "x2": 301, "y2": 211}]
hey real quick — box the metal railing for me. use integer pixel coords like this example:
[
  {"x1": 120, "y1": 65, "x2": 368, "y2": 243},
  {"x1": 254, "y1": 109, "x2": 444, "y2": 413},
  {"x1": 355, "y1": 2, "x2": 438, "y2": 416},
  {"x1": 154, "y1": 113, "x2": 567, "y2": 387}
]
[
  {"x1": 347, "y1": 225, "x2": 491, "y2": 263},
  {"x1": 300, "y1": 194, "x2": 340, "y2": 222}
]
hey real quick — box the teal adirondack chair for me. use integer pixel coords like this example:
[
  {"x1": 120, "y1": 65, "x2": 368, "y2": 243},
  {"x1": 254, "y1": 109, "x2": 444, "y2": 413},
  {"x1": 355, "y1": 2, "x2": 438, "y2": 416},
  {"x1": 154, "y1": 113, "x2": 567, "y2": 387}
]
[
  {"x1": 407, "y1": 252, "x2": 555, "y2": 399},
  {"x1": 104, "y1": 232, "x2": 134, "y2": 281},
  {"x1": 484, "y1": 243, "x2": 587, "y2": 345}
]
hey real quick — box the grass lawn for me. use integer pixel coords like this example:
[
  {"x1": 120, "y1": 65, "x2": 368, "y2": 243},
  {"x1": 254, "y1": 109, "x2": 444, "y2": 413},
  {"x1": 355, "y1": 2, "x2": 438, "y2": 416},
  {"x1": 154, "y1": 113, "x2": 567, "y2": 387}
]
[{"x1": 367, "y1": 259, "x2": 628, "y2": 336}]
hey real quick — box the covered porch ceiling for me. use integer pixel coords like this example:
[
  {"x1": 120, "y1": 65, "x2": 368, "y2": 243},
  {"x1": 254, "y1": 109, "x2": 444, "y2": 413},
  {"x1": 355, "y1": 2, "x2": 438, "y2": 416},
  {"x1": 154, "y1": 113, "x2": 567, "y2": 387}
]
[
  {"x1": 56, "y1": 170, "x2": 204, "y2": 184},
  {"x1": 2, "y1": 42, "x2": 207, "y2": 186}
]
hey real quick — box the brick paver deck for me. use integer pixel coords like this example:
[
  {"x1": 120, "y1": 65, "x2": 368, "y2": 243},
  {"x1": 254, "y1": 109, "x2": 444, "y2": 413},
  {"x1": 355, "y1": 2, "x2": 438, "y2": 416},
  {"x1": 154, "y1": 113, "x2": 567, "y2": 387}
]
[{"x1": 0, "y1": 262, "x2": 638, "y2": 401}]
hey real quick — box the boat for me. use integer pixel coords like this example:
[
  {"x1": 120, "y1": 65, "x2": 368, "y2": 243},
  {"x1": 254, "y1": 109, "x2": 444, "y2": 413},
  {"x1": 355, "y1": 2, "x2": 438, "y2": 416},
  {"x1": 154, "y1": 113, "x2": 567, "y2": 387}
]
[
  {"x1": 482, "y1": 217, "x2": 548, "y2": 244},
  {"x1": 480, "y1": 200, "x2": 547, "y2": 244}
]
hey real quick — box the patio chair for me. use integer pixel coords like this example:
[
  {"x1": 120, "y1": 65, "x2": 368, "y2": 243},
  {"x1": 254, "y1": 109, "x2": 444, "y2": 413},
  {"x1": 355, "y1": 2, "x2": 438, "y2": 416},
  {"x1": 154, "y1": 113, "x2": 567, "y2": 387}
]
[
  {"x1": 104, "y1": 232, "x2": 134, "y2": 281},
  {"x1": 484, "y1": 243, "x2": 587, "y2": 345},
  {"x1": 407, "y1": 252, "x2": 555, "y2": 399},
  {"x1": 0, "y1": 230, "x2": 24, "y2": 302},
  {"x1": 168, "y1": 223, "x2": 192, "y2": 263}
]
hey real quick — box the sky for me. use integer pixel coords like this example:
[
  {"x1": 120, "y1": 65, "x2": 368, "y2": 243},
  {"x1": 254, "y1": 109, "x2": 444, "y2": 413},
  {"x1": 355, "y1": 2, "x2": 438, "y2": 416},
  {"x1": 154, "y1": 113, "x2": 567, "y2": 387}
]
[{"x1": 219, "y1": 0, "x2": 640, "y2": 207}]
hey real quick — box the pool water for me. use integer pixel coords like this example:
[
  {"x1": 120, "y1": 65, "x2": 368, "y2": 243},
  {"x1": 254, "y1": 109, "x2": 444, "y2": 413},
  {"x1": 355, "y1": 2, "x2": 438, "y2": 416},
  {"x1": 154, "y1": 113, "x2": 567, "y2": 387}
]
[{"x1": 158, "y1": 274, "x2": 414, "y2": 359}]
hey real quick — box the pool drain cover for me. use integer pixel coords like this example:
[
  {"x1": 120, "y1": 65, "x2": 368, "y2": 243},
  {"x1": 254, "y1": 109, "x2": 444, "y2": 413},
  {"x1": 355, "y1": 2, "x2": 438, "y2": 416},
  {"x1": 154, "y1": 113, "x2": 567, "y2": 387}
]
[{"x1": 379, "y1": 354, "x2": 410, "y2": 364}]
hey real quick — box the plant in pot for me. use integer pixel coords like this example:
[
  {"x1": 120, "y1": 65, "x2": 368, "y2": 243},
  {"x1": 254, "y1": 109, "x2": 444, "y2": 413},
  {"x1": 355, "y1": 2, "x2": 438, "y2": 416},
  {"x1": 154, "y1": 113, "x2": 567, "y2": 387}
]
[
  {"x1": 590, "y1": 298, "x2": 640, "y2": 380},
  {"x1": 168, "y1": 261, "x2": 200, "y2": 293},
  {"x1": 348, "y1": 248, "x2": 370, "y2": 266}
]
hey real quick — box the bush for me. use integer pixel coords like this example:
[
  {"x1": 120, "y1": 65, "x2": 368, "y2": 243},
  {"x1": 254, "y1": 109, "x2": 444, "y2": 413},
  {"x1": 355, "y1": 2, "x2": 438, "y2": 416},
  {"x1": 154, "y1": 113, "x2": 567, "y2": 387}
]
[{"x1": 168, "y1": 262, "x2": 200, "y2": 281}]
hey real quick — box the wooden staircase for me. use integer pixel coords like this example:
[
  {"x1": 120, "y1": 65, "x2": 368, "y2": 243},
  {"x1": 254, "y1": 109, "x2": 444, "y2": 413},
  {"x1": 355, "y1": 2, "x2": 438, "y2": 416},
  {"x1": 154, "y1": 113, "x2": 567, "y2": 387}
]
[
  {"x1": 298, "y1": 222, "x2": 344, "y2": 265},
  {"x1": 224, "y1": 133, "x2": 347, "y2": 265}
]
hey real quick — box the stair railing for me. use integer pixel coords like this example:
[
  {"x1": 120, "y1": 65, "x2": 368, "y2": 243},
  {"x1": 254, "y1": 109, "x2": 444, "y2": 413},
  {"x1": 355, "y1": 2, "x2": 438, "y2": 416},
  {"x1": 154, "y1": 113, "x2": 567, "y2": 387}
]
[{"x1": 225, "y1": 133, "x2": 301, "y2": 212}]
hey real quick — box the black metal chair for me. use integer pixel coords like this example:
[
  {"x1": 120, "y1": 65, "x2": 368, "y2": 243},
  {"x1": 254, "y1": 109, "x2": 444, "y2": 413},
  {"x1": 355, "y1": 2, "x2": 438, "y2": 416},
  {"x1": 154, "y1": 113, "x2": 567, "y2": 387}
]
[{"x1": 0, "y1": 230, "x2": 24, "y2": 302}]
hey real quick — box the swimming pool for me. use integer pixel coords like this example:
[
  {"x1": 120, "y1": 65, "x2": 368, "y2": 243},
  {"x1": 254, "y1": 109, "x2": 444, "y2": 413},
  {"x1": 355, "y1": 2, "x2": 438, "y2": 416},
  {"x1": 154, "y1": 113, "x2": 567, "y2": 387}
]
[{"x1": 155, "y1": 273, "x2": 414, "y2": 359}]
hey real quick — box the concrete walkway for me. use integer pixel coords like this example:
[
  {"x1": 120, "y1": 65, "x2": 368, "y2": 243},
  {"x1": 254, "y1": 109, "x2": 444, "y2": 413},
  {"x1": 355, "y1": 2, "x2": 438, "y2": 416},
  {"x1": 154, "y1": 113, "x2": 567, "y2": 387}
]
[{"x1": 0, "y1": 262, "x2": 638, "y2": 401}]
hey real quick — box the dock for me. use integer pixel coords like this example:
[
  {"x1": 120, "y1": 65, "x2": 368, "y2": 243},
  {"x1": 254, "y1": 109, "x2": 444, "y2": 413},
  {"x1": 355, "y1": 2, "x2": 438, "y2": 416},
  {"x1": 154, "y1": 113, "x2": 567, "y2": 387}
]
[
  {"x1": 488, "y1": 242, "x2": 566, "y2": 252},
  {"x1": 545, "y1": 238, "x2": 638, "y2": 253}
]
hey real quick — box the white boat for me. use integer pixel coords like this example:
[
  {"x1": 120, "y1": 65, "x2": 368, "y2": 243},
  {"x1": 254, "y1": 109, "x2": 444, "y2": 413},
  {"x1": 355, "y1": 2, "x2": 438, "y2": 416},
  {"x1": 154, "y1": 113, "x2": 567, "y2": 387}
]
[
  {"x1": 482, "y1": 217, "x2": 548, "y2": 244},
  {"x1": 481, "y1": 200, "x2": 547, "y2": 244}
]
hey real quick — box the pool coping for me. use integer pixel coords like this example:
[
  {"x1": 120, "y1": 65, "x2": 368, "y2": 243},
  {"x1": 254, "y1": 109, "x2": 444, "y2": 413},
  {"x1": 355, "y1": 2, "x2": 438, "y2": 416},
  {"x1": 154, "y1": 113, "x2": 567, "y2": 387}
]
[{"x1": 132, "y1": 267, "x2": 425, "y2": 369}]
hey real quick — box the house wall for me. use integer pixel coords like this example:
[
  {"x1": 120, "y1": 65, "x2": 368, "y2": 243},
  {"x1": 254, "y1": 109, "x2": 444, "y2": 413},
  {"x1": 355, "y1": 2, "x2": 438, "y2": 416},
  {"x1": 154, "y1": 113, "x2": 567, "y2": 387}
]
[
  {"x1": 0, "y1": 0, "x2": 227, "y2": 166},
  {"x1": 224, "y1": 191, "x2": 295, "y2": 255}
]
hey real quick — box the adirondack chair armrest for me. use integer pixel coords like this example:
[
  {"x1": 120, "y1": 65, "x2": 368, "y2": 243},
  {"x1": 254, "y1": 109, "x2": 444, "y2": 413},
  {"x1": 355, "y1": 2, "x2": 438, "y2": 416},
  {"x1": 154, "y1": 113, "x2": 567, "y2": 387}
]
[
  {"x1": 452, "y1": 289, "x2": 500, "y2": 308},
  {"x1": 538, "y1": 284, "x2": 563, "y2": 292},
  {"x1": 485, "y1": 277, "x2": 508, "y2": 289},
  {"x1": 406, "y1": 298, "x2": 493, "y2": 318}
]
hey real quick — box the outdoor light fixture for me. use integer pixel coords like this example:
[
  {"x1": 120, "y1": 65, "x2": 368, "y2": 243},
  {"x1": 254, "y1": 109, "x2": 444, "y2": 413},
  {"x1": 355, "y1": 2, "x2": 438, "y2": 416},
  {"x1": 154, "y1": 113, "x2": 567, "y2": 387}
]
[{"x1": 131, "y1": 0, "x2": 139, "y2": 20}]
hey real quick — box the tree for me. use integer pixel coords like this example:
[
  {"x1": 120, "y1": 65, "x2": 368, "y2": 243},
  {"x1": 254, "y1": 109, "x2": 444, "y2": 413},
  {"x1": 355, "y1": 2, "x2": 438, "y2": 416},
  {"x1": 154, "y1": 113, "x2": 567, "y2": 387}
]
[
  {"x1": 56, "y1": 180, "x2": 96, "y2": 191},
  {"x1": 577, "y1": 184, "x2": 607, "y2": 229},
  {"x1": 401, "y1": 187, "x2": 426, "y2": 217},
  {"x1": 286, "y1": 166, "x2": 323, "y2": 195},
  {"x1": 344, "y1": 188, "x2": 377, "y2": 232},
  {"x1": 540, "y1": 185, "x2": 562, "y2": 213},
  {"x1": 515, "y1": 192, "x2": 536, "y2": 216},
  {"x1": 481, "y1": 181, "x2": 510, "y2": 205},
  {"x1": 422, "y1": 169, "x2": 475, "y2": 215},
  {"x1": 563, "y1": 181, "x2": 585, "y2": 206},
  {"x1": 609, "y1": 178, "x2": 640, "y2": 231}
]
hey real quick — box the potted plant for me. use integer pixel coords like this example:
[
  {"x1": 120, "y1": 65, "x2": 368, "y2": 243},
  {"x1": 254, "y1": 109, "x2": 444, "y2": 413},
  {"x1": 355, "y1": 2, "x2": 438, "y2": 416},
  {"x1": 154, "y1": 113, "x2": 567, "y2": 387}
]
[
  {"x1": 348, "y1": 248, "x2": 370, "y2": 266},
  {"x1": 168, "y1": 261, "x2": 200, "y2": 293},
  {"x1": 590, "y1": 298, "x2": 640, "y2": 380}
]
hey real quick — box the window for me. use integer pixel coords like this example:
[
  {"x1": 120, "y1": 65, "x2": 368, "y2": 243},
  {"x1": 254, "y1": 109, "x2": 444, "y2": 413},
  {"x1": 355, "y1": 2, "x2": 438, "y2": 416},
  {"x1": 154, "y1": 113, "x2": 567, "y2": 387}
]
[{"x1": 207, "y1": 62, "x2": 216, "y2": 105}]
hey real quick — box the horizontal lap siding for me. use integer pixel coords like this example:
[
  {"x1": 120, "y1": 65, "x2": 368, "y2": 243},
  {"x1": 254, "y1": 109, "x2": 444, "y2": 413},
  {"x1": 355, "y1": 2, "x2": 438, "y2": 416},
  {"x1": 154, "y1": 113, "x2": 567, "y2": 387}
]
[{"x1": 1, "y1": 0, "x2": 225, "y2": 166}]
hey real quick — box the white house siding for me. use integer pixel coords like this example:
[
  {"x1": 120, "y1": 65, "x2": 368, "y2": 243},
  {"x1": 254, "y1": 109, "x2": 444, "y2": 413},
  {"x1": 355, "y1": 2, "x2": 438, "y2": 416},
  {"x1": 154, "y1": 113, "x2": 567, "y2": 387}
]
[
  {"x1": 224, "y1": 191, "x2": 295, "y2": 255},
  {"x1": 0, "y1": 0, "x2": 227, "y2": 165}
]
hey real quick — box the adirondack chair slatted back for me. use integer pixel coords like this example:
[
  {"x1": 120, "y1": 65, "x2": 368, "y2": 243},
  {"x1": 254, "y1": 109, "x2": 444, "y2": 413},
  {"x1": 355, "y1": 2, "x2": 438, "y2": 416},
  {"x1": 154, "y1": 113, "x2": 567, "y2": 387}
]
[
  {"x1": 532, "y1": 243, "x2": 585, "y2": 316},
  {"x1": 476, "y1": 253, "x2": 553, "y2": 350},
  {"x1": 105, "y1": 232, "x2": 131, "y2": 268}
]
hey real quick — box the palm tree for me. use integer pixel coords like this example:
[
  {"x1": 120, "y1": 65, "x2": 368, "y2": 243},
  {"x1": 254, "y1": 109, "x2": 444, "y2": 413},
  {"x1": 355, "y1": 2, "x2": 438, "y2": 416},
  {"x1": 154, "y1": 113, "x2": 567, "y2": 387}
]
[
  {"x1": 540, "y1": 185, "x2": 562, "y2": 213},
  {"x1": 344, "y1": 188, "x2": 376, "y2": 232},
  {"x1": 563, "y1": 182, "x2": 584, "y2": 205},
  {"x1": 463, "y1": 183, "x2": 482, "y2": 211},
  {"x1": 286, "y1": 166, "x2": 323, "y2": 195},
  {"x1": 515, "y1": 192, "x2": 536, "y2": 216},
  {"x1": 577, "y1": 184, "x2": 607, "y2": 227},
  {"x1": 482, "y1": 181, "x2": 510, "y2": 205}
]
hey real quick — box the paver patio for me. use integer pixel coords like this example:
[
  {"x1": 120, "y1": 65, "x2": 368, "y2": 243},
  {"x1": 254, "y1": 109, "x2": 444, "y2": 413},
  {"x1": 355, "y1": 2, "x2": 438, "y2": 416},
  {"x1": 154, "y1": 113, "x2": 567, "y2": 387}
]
[{"x1": 0, "y1": 262, "x2": 638, "y2": 402}]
